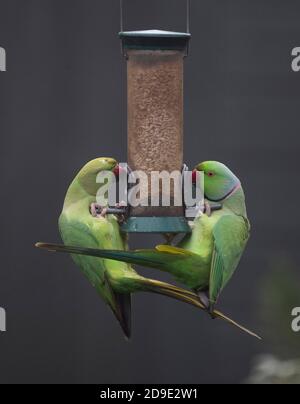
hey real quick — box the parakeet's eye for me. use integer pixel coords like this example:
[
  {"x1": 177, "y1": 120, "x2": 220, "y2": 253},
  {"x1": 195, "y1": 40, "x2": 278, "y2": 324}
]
[{"x1": 207, "y1": 171, "x2": 215, "y2": 177}]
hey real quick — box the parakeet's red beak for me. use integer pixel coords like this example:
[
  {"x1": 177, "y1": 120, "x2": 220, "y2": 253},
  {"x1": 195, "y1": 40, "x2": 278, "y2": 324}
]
[
  {"x1": 192, "y1": 169, "x2": 198, "y2": 184},
  {"x1": 113, "y1": 164, "x2": 126, "y2": 178},
  {"x1": 113, "y1": 164, "x2": 120, "y2": 177}
]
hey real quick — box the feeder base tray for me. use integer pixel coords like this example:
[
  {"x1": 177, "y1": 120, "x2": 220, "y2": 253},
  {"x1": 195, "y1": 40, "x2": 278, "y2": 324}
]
[{"x1": 121, "y1": 217, "x2": 192, "y2": 234}]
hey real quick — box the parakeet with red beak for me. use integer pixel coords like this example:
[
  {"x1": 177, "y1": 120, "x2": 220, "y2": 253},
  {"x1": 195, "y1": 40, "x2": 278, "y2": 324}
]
[
  {"x1": 36, "y1": 161, "x2": 257, "y2": 338},
  {"x1": 37, "y1": 158, "x2": 253, "y2": 339},
  {"x1": 180, "y1": 161, "x2": 250, "y2": 311}
]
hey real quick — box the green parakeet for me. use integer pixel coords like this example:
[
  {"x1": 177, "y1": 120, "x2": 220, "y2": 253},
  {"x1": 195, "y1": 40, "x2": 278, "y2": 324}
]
[
  {"x1": 38, "y1": 157, "x2": 239, "y2": 339},
  {"x1": 178, "y1": 160, "x2": 250, "y2": 312},
  {"x1": 37, "y1": 161, "x2": 259, "y2": 339}
]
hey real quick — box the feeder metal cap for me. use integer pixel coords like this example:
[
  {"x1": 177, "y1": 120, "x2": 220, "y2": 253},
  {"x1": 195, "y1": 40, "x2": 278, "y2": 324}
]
[{"x1": 119, "y1": 29, "x2": 191, "y2": 52}]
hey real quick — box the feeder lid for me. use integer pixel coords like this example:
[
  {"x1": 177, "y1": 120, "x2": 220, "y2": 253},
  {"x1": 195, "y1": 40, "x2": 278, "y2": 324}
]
[
  {"x1": 120, "y1": 29, "x2": 191, "y2": 38},
  {"x1": 119, "y1": 29, "x2": 191, "y2": 52}
]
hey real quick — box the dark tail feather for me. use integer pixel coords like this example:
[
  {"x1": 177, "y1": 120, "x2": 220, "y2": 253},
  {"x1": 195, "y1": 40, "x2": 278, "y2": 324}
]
[
  {"x1": 36, "y1": 242, "x2": 165, "y2": 268},
  {"x1": 36, "y1": 242, "x2": 262, "y2": 340},
  {"x1": 104, "y1": 272, "x2": 131, "y2": 340}
]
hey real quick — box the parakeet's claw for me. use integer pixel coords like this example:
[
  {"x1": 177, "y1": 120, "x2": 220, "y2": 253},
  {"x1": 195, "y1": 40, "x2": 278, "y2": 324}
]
[
  {"x1": 116, "y1": 201, "x2": 127, "y2": 208},
  {"x1": 90, "y1": 203, "x2": 107, "y2": 218},
  {"x1": 204, "y1": 200, "x2": 212, "y2": 217},
  {"x1": 90, "y1": 203, "x2": 101, "y2": 217},
  {"x1": 195, "y1": 199, "x2": 212, "y2": 218},
  {"x1": 113, "y1": 202, "x2": 128, "y2": 224},
  {"x1": 163, "y1": 233, "x2": 177, "y2": 245},
  {"x1": 90, "y1": 202, "x2": 128, "y2": 223},
  {"x1": 188, "y1": 221, "x2": 195, "y2": 230},
  {"x1": 100, "y1": 208, "x2": 108, "y2": 217}
]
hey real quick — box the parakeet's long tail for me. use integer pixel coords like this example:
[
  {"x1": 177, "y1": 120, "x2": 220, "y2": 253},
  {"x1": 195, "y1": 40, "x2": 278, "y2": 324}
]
[
  {"x1": 36, "y1": 242, "x2": 262, "y2": 340},
  {"x1": 103, "y1": 271, "x2": 132, "y2": 340},
  {"x1": 36, "y1": 243, "x2": 173, "y2": 270},
  {"x1": 135, "y1": 278, "x2": 261, "y2": 340}
]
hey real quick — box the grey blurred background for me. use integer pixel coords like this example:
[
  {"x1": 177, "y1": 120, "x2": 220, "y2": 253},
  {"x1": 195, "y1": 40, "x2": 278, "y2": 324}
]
[{"x1": 0, "y1": 0, "x2": 300, "y2": 384}]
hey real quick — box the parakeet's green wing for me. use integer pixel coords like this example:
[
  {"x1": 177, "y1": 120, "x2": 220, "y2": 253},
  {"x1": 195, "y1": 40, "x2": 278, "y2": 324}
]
[
  {"x1": 209, "y1": 214, "x2": 250, "y2": 304},
  {"x1": 59, "y1": 213, "x2": 106, "y2": 286},
  {"x1": 59, "y1": 213, "x2": 132, "y2": 338}
]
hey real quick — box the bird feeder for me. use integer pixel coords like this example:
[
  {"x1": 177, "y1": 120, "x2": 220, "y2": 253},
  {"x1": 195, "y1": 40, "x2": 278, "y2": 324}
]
[
  {"x1": 119, "y1": 9, "x2": 191, "y2": 234},
  {"x1": 120, "y1": 30, "x2": 191, "y2": 234}
]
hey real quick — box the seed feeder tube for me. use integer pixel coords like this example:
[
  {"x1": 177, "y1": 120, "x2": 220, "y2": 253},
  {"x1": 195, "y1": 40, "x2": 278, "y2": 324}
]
[{"x1": 120, "y1": 30, "x2": 191, "y2": 234}]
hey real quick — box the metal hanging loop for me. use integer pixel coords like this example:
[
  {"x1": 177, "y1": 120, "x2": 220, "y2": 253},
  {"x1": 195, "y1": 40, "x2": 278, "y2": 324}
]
[
  {"x1": 186, "y1": 0, "x2": 190, "y2": 33},
  {"x1": 120, "y1": 0, "x2": 124, "y2": 32}
]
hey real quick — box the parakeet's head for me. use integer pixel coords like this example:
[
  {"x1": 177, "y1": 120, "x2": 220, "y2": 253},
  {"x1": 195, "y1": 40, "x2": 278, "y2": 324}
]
[
  {"x1": 193, "y1": 161, "x2": 240, "y2": 202},
  {"x1": 77, "y1": 157, "x2": 122, "y2": 195},
  {"x1": 79, "y1": 157, "x2": 119, "y2": 175}
]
